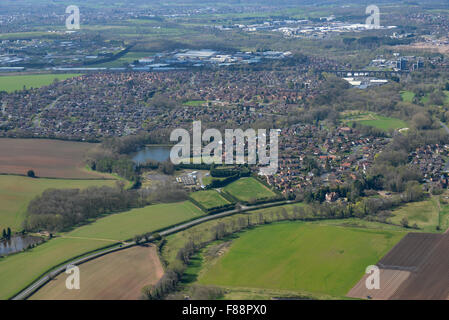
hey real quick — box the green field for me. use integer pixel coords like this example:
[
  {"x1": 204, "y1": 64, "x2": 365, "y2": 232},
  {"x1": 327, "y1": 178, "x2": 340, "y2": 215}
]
[
  {"x1": 183, "y1": 100, "x2": 208, "y2": 107},
  {"x1": 344, "y1": 112, "x2": 407, "y2": 131},
  {"x1": 439, "y1": 202, "x2": 449, "y2": 232},
  {"x1": 202, "y1": 175, "x2": 227, "y2": 186},
  {"x1": 190, "y1": 190, "x2": 231, "y2": 210},
  {"x1": 198, "y1": 222, "x2": 404, "y2": 297},
  {"x1": 0, "y1": 175, "x2": 118, "y2": 232},
  {"x1": 223, "y1": 177, "x2": 276, "y2": 202},
  {"x1": 388, "y1": 198, "x2": 440, "y2": 232},
  {"x1": 66, "y1": 201, "x2": 204, "y2": 241},
  {"x1": 400, "y1": 90, "x2": 415, "y2": 103},
  {"x1": 0, "y1": 200, "x2": 204, "y2": 299},
  {"x1": 0, "y1": 74, "x2": 81, "y2": 92}
]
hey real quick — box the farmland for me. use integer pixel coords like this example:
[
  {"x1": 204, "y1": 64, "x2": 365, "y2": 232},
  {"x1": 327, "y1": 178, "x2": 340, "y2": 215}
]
[
  {"x1": 223, "y1": 177, "x2": 277, "y2": 202},
  {"x1": 65, "y1": 201, "x2": 204, "y2": 241},
  {"x1": 0, "y1": 201, "x2": 203, "y2": 299},
  {"x1": 0, "y1": 236, "x2": 114, "y2": 300},
  {"x1": 347, "y1": 269, "x2": 412, "y2": 300},
  {"x1": 0, "y1": 138, "x2": 111, "y2": 179},
  {"x1": 0, "y1": 175, "x2": 118, "y2": 232},
  {"x1": 350, "y1": 233, "x2": 449, "y2": 300},
  {"x1": 0, "y1": 73, "x2": 81, "y2": 92},
  {"x1": 197, "y1": 222, "x2": 405, "y2": 297},
  {"x1": 30, "y1": 245, "x2": 164, "y2": 300},
  {"x1": 190, "y1": 190, "x2": 232, "y2": 210}
]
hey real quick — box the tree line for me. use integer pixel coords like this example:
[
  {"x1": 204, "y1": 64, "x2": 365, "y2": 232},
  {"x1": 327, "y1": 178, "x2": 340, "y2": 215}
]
[{"x1": 24, "y1": 181, "x2": 188, "y2": 232}]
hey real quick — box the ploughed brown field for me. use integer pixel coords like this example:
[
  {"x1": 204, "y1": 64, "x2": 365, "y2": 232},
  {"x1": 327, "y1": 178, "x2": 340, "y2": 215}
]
[
  {"x1": 347, "y1": 269, "x2": 411, "y2": 300},
  {"x1": 0, "y1": 138, "x2": 109, "y2": 179},
  {"x1": 348, "y1": 233, "x2": 449, "y2": 300},
  {"x1": 30, "y1": 245, "x2": 164, "y2": 300}
]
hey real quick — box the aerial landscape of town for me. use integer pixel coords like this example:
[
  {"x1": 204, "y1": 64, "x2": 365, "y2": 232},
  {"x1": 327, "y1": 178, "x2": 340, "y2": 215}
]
[{"x1": 0, "y1": 0, "x2": 448, "y2": 311}]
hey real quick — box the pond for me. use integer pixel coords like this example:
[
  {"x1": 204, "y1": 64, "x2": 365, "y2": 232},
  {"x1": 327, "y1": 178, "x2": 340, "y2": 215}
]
[
  {"x1": 0, "y1": 235, "x2": 43, "y2": 256},
  {"x1": 131, "y1": 145, "x2": 172, "y2": 164}
]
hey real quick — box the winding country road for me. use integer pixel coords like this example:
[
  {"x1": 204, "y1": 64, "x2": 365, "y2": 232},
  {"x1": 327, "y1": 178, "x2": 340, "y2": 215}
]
[{"x1": 12, "y1": 199, "x2": 294, "y2": 300}]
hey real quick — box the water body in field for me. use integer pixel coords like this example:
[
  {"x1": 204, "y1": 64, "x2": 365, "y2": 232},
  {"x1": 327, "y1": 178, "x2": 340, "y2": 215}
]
[
  {"x1": 0, "y1": 235, "x2": 43, "y2": 256},
  {"x1": 131, "y1": 146, "x2": 172, "y2": 164}
]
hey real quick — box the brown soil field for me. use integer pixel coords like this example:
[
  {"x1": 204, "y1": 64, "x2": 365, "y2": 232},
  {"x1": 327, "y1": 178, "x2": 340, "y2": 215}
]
[
  {"x1": 377, "y1": 233, "x2": 442, "y2": 271},
  {"x1": 0, "y1": 138, "x2": 110, "y2": 179},
  {"x1": 390, "y1": 234, "x2": 449, "y2": 300},
  {"x1": 393, "y1": 42, "x2": 449, "y2": 54},
  {"x1": 349, "y1": 233, "x2": 449, "y2": 300},
  {"x1": 30, "y1": 245, "x2": 164, "y2": 300},
  {"x1": 347, "y1": 269, "x2": 411, "y2": 300}
]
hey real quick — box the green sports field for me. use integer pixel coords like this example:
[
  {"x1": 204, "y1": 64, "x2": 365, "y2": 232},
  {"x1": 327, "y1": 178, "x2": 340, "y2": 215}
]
[
  {"x1": 0, "y1": 73, "x2": 81, "y2": 92},
  {"x1": 0, "y1": 175, "x2": 118, "y2": 232},
  {"x1": 223, "y1": 177, "x2": 276, "y2": 202},
  {"x1": 0, "y1": 200, "x2": 204, "y2": 299},
  {"x1": 348, "y1": 113, "x2": 407, "y2": 131},
  {"x1": 190, "y1": 190, "x2": 231, "y2": 210},
  {"x1": 198, "y1": 222, "x2": 404, "y2": 297}
]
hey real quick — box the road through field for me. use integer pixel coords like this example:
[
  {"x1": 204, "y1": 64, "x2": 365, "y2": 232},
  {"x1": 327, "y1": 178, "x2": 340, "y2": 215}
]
[
  {"x1": 13, "y1": 199, "x2": 293, "y2": 300},
  {"x1": 30, "y1": 245, "x2": 163, "y2": 300}
]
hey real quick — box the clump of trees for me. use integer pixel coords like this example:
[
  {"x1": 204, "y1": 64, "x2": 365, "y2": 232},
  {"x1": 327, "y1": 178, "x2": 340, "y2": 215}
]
[
  {"x1": 27, "y1": 170, "x2": 36, "y2": 178},
  {"x1": 24, "y1": 180, "x2": 188, "y2": 232},
  {"x1": 24, "y1": 183, "x2": 143, "y2": 232},
  {"x1": 1, "y1": 228, "x2": 11, "y2": 240}
]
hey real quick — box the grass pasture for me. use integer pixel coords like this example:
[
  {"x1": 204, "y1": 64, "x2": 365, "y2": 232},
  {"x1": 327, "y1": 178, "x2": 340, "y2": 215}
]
[
  {"x1": 0, "y1": 201, "x2": 204, "y2": 299},
  {"x1": 0, "y1": 73, "x2": 80, "y2": 92},
  {"x1": 190, "y1": 190, "x2": 232, "y2": 210},
  {"x1": 223, "y1": 177, "x2": 276, "y2": 202},
  {"x1": 388, "y1": 198, "x2": 441, "y2": 232},
  {"x1": 30, "y1": 245, "x2": 164, "y2": 300},
  {"x1": 400, "y1": 90, "x2": 415, "y2": 103},
  {"x1": 0, "y1": 138, "x2": 112, "y2": 179},
  {"x1": 183, "y1": 100, "x2": 208, "y2": 107},
  {"x1": 197, "y1": 223, "x2": 404, "y2": 297},
  {"x1": 65, "y1": 201, "x2": 204, "y2": 241},
  {"x1": 0, "y1": 175, "x2": 118, "y2": 232},
  {"x1": 343, "y1": 112, "x2": 407, "y2": 131}
]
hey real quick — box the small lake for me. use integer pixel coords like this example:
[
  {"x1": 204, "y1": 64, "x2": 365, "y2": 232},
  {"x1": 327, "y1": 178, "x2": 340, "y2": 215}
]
[
  {"x1": 131, "y1": 145, "x2": 172, "y2": 164},
  {"x1": 0, "y1": 235, "x2": 43, "y2": 256}
]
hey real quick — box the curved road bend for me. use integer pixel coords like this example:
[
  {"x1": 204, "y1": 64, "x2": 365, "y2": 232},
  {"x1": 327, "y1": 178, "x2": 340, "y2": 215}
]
[{"x1": 12, "y1": 200, "x2": 294, "y2": 300}]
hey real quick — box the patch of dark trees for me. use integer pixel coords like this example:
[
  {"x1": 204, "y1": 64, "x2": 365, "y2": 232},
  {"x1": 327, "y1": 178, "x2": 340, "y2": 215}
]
[
  {"x1": 1, "y1": 228, "x2": 12, "y2": 241},
  {"x1": 24, "y1": 181, "x2": 188, "y2": 232}
]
